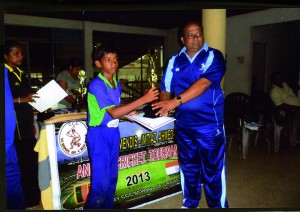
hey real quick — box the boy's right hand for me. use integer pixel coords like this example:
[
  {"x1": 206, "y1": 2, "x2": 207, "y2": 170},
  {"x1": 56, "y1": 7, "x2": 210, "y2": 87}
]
[{"x1": 143, "y1": 87, "x2": 159, "y2": 103}]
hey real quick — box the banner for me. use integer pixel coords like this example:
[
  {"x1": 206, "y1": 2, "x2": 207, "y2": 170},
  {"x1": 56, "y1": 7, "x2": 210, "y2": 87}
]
[{"x1": 49, "y1": 120, "x2": 180, "y2": 209}]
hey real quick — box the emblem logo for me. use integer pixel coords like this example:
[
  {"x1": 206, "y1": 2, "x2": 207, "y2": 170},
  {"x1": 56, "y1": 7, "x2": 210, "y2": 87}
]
[
  {"x1": 58, "y1": 121, "x2": 87, "y2": 157},
  {"x1": 199, "y1": 63, "x2": 205, "y2": 70}
]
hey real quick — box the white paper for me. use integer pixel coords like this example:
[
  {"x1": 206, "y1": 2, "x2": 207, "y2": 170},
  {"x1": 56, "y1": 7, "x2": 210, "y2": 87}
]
[
  {"x1": 125, "y1": 114, "x2": 176, "y2": 131},
  {"x1": 29, "y1": 80, "x2": 68, "y2": 113},
  {"x1": 244, "y1": 121, "x2": 262, "y2": 131}
]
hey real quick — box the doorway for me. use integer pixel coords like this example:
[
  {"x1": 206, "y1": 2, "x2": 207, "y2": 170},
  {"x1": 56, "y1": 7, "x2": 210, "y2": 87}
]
[
  {"x1": 251, "y1": 20, "x2": 300, "y2": 95},
  {"x1": 251, "y1": 42, "x2": 266, "y2": 94}
]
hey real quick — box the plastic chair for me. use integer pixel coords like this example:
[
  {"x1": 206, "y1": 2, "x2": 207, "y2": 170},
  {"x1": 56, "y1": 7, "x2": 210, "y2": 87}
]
[
  {"x1": 247, "y1": 91, "x2": 273, "y2": 155},
  {"x1": 224, "y1": 105, "x2": 243, "y2": 158},
  {"x1": 224, "y1": 92, "x2": 253, "y2": 159},
  {"x1": 271, "y1": 106, "x2": 292, "y2": 152},
  {"x1": 225, "y1": 92, "x2": 271, "y2": 159}
]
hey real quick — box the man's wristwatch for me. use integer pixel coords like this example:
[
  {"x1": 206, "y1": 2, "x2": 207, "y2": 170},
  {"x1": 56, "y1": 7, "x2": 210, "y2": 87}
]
[{"x1": 176, "y1": 95, "x2": 182, "y2": 105}]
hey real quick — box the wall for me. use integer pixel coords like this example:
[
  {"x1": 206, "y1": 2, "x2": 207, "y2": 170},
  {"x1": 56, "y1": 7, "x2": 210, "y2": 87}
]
[
  {"x1": 164, "y1": 28, "x2": 181, "y2": 64},
  {"x1": 225, "y1": 8, "x2": 300, "y2": 96},
  {"x1": 251, "y1": 21, "x2": 300, "y2": 94}
]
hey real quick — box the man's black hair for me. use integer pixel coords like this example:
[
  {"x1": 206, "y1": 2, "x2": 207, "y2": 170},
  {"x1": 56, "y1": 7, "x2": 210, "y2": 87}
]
[
  {"x1": 177, "y1": 19, "x2": 203, "y2": 47},
  {"x1": 68, "y1": 56, "x2": 83, "y2": 67}
]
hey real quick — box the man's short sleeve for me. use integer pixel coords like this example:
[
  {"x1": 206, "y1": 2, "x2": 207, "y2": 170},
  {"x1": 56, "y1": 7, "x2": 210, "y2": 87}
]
[
  {"x1": 270, "y1": 87, "x2": 283, "y2": 106},
  {"x1": 160, "y1": 54, "x2": 177, "y2": 93},
  {"x1": 56, "y1": 71, "x2": 67, "y2": 81}
]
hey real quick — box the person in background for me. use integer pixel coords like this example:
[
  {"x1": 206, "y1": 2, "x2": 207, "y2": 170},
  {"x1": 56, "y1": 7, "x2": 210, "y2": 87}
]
[
  {"x1": 152, "y1": 20, "x2": 229, "y2": 208},
  {"x1": 269, "y1": 71, "x2": 300, "y2": 145},
  {"x1": 5, "y1": 61, "x2": 25, "y2": 210},
  {"x1": 84, "y1": 45, "x2": 158, "y2": 209},
  {"x1": 269, "y1": 71, "x2": 300, "y2": 108},
  {"x1": 5, "y1": 39, "x2": 41, "y2": 208},
  {"x1": 56, "y1": 56, "x2": 84, "y2": 108}
]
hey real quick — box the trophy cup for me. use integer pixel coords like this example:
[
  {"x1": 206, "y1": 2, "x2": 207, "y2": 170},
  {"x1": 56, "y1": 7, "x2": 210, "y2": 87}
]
[
  {"x1": 143, "y1": 47, "x2": 160, "y2": 118},
  {"x1": 70, "y1": 70, "x2": 87, "y2": 112}
]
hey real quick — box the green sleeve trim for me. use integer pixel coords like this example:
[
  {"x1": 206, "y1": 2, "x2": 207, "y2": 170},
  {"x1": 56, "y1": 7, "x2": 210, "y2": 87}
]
[
  {"x1": 88, "y1": 93, "x2": 104, "y2": 126},
  {"x1": 103, "y1": 104, "x2": 115, "y2": 110},
  {"x1": 87, "y1": 92, "x2": 116, "y2": 126}
]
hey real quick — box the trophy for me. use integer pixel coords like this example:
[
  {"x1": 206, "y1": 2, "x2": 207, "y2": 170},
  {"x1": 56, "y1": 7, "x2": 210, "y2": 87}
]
[
  {"x1": 143, "y1": 47, "x2": 160, "y2": 118},
  {"x1": 69, "y1": 70, "x2": 87, "y2": 111},
  {"x1": 147, "y1": 47, "x2": 159, "y2": 88}
]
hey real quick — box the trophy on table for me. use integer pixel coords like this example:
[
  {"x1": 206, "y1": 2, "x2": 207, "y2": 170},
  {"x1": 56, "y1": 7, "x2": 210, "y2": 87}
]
[
  {"x1": 143, "y1": 47, "x2": 160, "y2": 118},
  {"x1": 70, "y1": 70, "x2": 87, "y2": 111}
]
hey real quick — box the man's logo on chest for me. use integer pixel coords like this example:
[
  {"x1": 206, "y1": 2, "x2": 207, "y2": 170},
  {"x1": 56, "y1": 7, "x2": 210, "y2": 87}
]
[{"x1": 199, "y1": 63, "x2": 205, "y2": 71}]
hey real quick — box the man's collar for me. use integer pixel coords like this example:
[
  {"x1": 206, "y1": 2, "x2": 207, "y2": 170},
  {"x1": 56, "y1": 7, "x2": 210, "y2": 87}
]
[
  {"x1": 179, "y1": 42, "x2": 208, "y2": 56},
  {"x1": 5, "y1": 63, "x2": 14, "y2": 72},
  {"x1": 5, "y1": 63, "x2": 23, "y2": 73}
]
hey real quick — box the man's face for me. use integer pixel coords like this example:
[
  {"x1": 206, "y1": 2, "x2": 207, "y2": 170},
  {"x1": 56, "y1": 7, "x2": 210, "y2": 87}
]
[
  {"x1": 70, "y1": 66, "x2": 82, "y2": 79},
  {"x1": 273, "y1": 74, "x2": 284, "y2": 87},
  {"x1": 180, "y1": 23, "x2": 204, "y2": 53}
]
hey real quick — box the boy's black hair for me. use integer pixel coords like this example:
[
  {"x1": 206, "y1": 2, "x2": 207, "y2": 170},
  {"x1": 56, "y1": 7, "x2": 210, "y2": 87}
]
[
  {"x1": 4, "y1": 40, "x2": 22, "y2": 55},
  {"x1": 92, "y1": 43, "x2": 117, "y2": 62}
]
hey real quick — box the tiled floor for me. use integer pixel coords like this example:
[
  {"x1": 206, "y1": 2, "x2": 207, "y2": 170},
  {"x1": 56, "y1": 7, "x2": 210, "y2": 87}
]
[
  {"x1": 133, "y1": 137, "x2": 300, "y2": 209},
  {"x1": 27, "y1": 136, "x2": 300, "y2": 210}
]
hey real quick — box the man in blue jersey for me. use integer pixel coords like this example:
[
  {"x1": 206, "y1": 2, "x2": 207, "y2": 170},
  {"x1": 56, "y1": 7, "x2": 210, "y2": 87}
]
[
  {"x1": 5, "y1": 66, "x2": 25, "y2": 210},
  {"x1": 152, "y1": 20, "x2": 229, "y2": 208}
]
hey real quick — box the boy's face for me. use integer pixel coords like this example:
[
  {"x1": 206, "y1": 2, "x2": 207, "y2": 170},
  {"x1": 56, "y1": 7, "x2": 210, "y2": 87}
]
[
  {"x1": 96, "y1": 53, "x2": 119, "y2": 74},
  {"x1": 5, "y1": 45, "x2": 23, "y2": 67}
]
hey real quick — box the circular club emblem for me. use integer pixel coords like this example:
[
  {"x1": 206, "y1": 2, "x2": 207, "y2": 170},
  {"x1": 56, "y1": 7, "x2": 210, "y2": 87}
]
[{"x1": 58, "y1": 121, "x2": 87, "y2": 156}]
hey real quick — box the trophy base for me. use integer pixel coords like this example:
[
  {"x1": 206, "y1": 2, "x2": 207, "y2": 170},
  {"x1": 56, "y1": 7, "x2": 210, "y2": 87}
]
[{"x1": 143, "y1": 103, "x2": 160, "y2": 118}]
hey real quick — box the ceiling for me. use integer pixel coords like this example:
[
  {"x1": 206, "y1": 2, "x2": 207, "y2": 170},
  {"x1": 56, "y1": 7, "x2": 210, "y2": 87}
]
[
  {"x1": 3, "y1": 0, "x2": 297, "y2": 30},
  {"x1": 3, "y1": 5, "x2": 291, "y2": 71},
  {"x1": 9, "y1": 9, "x2": 267, "y2": 30}
]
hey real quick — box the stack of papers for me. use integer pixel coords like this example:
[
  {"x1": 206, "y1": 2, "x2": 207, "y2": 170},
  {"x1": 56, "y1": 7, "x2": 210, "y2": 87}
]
[
  {"x1": 29, "y1": 80, "x2": 68, "y2": 113},
  {"x1": 125, "y1": 114, "x2": 176, "y2": 131},
  {"x1": 244, "y1": 122, "x2": 262, "y2": 130}
]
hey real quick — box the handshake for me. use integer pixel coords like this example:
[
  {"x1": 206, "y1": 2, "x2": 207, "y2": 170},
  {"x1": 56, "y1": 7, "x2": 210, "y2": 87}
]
[{"x1": 141, "y1": 87, "x2": 178, "y2": 118}]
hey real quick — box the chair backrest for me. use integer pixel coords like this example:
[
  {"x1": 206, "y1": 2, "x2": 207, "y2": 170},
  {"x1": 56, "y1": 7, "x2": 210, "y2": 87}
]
[
  {"x1": 251, "y1": 90, "x2": 287, "y2": 126},
  {"x1": 251, "y1": 90, "x2": 274, "y2": 125},
  {"x1": 224, "y1": 92, "x2": 252, "y2": 136},
  {"x1": 225, "y1": 92, "x2": 256, "y2": 122}
]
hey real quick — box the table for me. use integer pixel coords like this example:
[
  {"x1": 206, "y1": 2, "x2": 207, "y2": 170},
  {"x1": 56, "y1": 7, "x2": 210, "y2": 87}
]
[{"x1": 34, "y1": 113, "x2": 180, "y2": 209}]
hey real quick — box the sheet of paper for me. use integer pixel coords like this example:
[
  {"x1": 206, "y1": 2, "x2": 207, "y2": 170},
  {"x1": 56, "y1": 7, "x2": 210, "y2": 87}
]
[
  {"x1": 125, "y1": 114, "x2": 175, "y2": 131},
  {"x1": 244, "y1": 121, "x2": 262, "y2": 131},
  {"x1": 29, "y1": 80, "x2": 68, "y2": 113}
]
